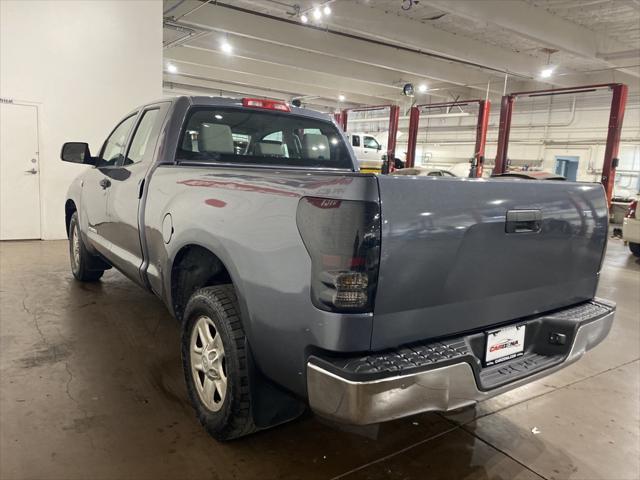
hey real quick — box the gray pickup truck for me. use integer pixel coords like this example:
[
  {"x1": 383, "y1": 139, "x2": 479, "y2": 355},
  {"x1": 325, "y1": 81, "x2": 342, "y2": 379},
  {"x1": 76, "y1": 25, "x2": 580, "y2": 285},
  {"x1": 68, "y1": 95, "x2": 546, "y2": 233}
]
[{"x1": 61, "y1": 96, "x2": 615, "y2": 441}]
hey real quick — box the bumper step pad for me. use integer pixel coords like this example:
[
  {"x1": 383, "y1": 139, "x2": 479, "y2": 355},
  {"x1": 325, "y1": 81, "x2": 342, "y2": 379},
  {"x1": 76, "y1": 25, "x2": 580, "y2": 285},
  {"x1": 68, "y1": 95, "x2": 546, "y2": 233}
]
[{"x1": 329, "y1": 339, "x2": 470, "y2": 378}]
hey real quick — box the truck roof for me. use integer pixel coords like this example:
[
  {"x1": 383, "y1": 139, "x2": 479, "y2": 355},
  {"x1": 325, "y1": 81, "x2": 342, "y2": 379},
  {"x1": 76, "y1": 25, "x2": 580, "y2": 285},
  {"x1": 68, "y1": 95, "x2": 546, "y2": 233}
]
[{"x1": 159, "y1": 95, "x2": 333, "y2": 123}]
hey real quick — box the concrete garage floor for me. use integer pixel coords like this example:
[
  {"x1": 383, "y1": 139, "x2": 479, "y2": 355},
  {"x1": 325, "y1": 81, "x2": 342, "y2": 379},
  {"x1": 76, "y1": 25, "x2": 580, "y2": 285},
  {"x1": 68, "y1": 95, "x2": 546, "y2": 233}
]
[{"x1": 1, "y1": 239, "x2": 638, "y2": 480}]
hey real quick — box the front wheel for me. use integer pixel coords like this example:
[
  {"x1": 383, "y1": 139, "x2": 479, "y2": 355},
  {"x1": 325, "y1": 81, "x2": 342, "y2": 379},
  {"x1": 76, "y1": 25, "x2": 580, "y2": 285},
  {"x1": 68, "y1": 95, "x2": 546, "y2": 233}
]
[
  {"x1": 630, "y1": 242, "x2": 640, "y2": 257},
  {"x1": 68, "y1": 212, "x2": 104, "y2": 282},
  {"x1": 181, "y1": 285, "x2": 256, "y2": 441}
]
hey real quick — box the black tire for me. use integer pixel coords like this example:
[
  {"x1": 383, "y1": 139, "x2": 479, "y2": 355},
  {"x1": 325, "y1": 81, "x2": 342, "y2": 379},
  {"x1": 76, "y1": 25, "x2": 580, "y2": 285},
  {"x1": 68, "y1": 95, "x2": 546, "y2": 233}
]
[
  {"x1": 181, "y1": 285, "x2": 256, "y2": 441},
  {"x1": 68, "y1": 212, "x2": 104, "y2": 282},
  {"x1": 630, "y1": 242, "x2": 640, "y2": 257}
]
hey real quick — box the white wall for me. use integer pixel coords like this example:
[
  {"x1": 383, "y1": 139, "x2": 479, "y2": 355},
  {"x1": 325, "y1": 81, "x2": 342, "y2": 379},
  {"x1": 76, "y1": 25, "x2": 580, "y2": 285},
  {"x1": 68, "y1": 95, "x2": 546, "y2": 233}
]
[{"x1": 1, "y1": 0, "x2": 162, "y2": 239}]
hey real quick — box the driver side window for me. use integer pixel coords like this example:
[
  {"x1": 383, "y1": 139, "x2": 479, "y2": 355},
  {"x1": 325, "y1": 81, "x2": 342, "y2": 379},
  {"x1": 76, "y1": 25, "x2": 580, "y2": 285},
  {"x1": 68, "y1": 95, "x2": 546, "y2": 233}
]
[
  {"x1": 98, "y1": 114, "x2": 137, "y2": 168},
  {"x1": 363, "y1": 136, "x2": 379, "y2": 150}
]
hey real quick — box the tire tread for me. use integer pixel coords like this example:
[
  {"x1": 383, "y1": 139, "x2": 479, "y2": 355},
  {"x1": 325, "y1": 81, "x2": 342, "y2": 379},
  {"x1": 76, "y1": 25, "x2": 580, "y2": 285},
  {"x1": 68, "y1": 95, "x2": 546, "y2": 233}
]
[
  {"x1": 182, "y1": 285, "x2": 257, "y2": 440},
  {"x1": 69, "y1": 212, "x2": 105, "y2": 282}
]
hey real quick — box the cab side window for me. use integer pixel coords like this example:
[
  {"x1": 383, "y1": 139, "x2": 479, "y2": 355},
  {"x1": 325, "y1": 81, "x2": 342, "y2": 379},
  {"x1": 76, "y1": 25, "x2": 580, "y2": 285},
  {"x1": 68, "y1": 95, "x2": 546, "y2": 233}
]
[
  {"x1": 122, "y1": 109, "x2": 159, "y2": 166},
  {"x1": 99, "y1": 114, "x2": 137, "y2": 168},
  {"x1": 363, "y1": 136, "x2": 379, "y2": 150}
]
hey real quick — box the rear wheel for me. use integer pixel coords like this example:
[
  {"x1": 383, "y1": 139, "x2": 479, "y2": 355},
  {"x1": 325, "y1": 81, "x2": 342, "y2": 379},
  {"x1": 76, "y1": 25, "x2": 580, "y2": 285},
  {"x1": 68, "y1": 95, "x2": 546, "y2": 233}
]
[
  {"x1": 181, "y1": 285, "x2": 256, "y2": 441},
  {"x1": 68, "y1": 212, "x2": 104, "y2": 282},
  {"x1": 629, "y1": 242, "x2": 640, "y2": 257}
]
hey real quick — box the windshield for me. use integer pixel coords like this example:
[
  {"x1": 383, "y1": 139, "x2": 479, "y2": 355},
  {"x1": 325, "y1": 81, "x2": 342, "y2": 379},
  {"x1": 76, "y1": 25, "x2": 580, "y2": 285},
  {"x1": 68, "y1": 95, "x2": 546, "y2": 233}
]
[{"x1": 177, "y1": 107, "x2": 353, "y2": 169}]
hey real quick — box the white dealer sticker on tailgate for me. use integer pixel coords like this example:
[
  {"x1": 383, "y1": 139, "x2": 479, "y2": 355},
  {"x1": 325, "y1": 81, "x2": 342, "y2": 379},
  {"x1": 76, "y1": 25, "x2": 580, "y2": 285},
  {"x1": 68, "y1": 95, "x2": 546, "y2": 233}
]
[{"x1": 485, "y1": 324, "x2": 526, "y2": 366}]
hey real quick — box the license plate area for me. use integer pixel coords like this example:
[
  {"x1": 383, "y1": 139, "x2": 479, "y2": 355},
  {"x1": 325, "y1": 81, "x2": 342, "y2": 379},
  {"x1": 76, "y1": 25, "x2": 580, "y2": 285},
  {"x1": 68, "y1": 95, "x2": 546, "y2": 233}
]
[{"x1": 485, "y1": 324, "x2": 526, "y2": 366}]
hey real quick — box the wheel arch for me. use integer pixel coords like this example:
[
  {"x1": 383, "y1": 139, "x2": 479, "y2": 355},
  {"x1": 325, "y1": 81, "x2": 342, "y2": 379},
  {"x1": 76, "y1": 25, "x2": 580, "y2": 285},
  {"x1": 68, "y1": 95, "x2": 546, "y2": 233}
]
[
  {"x1": 65, "y1": 199, "x2": 77, "y2": 237},
  {"x1": 169, "y1": 243, "x2": 238, "y2": 323},
  {"x1": 173, "y1": 251, "x2": 306, "y2": 431}
]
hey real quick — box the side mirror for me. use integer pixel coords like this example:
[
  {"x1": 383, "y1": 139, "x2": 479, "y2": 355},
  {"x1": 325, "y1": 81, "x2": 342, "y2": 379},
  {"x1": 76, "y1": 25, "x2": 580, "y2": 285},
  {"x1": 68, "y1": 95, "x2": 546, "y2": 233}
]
[
  {"x1": 377, "y1": 145, "x2": 382, "y2": 151},
  {"x1": 61, "y1": 142, "x2": 96, "y2": 165}
]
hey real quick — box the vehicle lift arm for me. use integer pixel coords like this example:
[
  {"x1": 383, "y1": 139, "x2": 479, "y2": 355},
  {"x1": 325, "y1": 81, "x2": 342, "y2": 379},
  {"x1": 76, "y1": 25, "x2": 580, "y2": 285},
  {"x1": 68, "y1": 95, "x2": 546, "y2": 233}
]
[
  {"x1": 337, "y1": 104, "x2": 400, "y2": 172},
  {"x1": 494, "y1": 83, "x2": 628, "y2": 203},
  {"x1": 405, "y1": 100, "x2": 491, "y2": 178}
]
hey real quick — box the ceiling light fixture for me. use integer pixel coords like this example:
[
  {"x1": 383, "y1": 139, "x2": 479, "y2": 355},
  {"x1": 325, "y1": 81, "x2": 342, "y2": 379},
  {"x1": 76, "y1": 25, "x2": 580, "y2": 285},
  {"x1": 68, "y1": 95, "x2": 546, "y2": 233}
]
[
  {"x1": 539, "y1": 48, "x2": 558, "y2": 80},
  {"x1": 338, "y1": 94, "x2": 346, "y2": 102},
  {"x1": 167, "y1": 64, "x2": 178, "y2": 74},
  {"x1": 220, "y1": 40, "x2": 233, "y2": 55},
  {"x1": 418, "y1": 84, "x2": 428, "y2": 93},
  {"x1": 540, "y1": 66, "x2": 555, "y2": 78},
  {"x1": 299, "y1": 2, "x2": 333, "y2": 23}
]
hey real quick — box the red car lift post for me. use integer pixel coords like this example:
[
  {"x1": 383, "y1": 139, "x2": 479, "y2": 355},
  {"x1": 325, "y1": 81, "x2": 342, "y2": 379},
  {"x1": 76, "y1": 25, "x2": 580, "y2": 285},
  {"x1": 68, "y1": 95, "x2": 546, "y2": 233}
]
[
  {"x1": 405, "y1": 100, "x2": 491, "y2": 177},
  {"x1": 339, "y1": 104, "x2": 400, "y2": 172},
  {"x1": 494, "y1": 83, "x2": 628, "y2": 203}
]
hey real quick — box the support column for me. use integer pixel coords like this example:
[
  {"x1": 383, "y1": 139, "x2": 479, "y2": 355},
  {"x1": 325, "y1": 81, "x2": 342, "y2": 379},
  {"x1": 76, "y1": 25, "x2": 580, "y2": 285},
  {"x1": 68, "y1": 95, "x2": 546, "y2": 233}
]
[
  {"x1": 601, "y1": 84, "x2": 628, "y2": 204},
  {"x1": 340, "y1": 109, "x2": 348, "y2": 132},
  {"x1": 405, "y1": 106, "x2": 420, "y2": 168},
  {"x1": 386, "y1": 105, "x2": 400, "y2": 173},
  {"x1": 494, "y1": 95, "x2": 514, "y2": 175},
  {"x1": 472, "y1": 100, "x2": 491, "y2": 178}
]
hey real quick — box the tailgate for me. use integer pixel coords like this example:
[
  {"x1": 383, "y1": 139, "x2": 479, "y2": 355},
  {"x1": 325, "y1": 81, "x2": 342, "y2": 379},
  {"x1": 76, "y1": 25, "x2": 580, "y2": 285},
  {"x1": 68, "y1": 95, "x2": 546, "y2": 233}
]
[{"x1": 372, "y1": 175, "x2": 608, "y2": 350}]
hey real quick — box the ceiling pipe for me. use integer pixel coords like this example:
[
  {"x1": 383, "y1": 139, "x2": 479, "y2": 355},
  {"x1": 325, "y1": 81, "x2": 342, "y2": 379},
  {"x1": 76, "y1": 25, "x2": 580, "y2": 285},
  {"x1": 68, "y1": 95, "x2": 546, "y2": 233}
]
[
  {"x1": 172, "y1": 2, "x2": 531, "y2": 80},
  {"x1": 163, "y1": 20, "x2": 208, "y2": 50},
  {"x1": 163, "y1": 0, "x2": 187, "y2": 15},
  {"x1": 173, "y1": 0, "x2": 214, "y2": 21},
  {"x1": 344, "y1": 98, "x2": 577, "y2": 128}
]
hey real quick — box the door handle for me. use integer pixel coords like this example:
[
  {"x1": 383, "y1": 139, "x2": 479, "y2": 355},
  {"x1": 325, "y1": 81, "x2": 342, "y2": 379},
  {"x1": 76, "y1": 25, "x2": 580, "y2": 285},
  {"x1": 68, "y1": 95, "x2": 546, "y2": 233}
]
[
  {"x1": 505, "y1": 209, "x2": 542, "y2": 234},
  {"x1": 24, "y1": 168, "x2": 38, "y2": 174},
  {"x1": 99, "y1": 178, "x2": 111, "y2": 189}
]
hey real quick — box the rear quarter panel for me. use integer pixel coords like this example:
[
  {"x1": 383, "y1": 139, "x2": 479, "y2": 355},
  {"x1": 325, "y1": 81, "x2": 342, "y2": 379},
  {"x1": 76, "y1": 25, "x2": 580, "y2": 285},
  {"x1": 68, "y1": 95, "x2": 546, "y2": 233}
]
[{"x1": 144, "y1": 166, "x2": 378, "y2": 396}]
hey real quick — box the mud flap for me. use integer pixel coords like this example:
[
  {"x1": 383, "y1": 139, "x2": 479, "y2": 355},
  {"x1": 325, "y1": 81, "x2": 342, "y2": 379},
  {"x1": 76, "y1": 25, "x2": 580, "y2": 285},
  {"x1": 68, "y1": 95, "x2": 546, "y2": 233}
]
[{"x1": 246, "y1": 340, "x2": 306, "y2": 430}]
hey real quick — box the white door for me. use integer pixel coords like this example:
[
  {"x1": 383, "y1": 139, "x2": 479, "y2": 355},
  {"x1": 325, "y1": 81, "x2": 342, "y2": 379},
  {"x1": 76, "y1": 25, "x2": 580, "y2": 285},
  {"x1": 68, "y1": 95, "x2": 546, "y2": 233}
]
[{"x1": 0, "y1": 103, "x2": 41, "y2": 240}]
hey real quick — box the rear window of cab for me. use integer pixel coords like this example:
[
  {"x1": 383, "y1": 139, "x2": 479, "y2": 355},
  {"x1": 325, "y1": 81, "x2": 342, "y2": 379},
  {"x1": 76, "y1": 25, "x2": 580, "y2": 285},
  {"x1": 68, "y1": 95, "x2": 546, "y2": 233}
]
[{"x1": 176, "y1": 107, "x2": 353, "y2": 169}]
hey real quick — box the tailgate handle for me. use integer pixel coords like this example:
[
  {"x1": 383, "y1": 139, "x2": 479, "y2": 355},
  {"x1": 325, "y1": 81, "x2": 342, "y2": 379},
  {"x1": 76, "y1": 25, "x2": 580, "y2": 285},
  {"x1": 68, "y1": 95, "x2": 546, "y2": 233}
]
[{"x1": 505, "y1": 210, "x2": 542, "y2": 234}]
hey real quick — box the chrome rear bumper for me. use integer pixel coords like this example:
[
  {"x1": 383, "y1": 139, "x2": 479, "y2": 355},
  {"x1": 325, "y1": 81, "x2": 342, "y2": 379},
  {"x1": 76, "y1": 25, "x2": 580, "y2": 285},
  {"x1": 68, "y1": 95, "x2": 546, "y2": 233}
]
[{"x1": 307, "y1": 303, "x2": 614, "y2": 425}]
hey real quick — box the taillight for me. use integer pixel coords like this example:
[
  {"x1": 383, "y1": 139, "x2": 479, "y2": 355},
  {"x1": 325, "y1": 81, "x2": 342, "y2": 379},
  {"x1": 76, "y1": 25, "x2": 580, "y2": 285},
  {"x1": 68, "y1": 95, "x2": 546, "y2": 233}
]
[
  {"x1": 242, "y1": 97, "x2": 290, "y2": 112},
  {"x1": 296, "y1": 197, "x2": 381, "y2": 313},
  {"x1": 626, "y1": 200, "x2": 637, "y2": 219}
]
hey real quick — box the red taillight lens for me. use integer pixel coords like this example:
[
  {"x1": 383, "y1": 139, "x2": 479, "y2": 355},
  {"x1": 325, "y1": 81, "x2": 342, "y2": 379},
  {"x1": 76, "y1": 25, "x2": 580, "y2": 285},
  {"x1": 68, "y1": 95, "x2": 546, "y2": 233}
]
[
  {"x1": 626, "y1": 200, "x2": 637, "y2": 219},
  {"x1": 242, "y1": 97, "x2": 290, "y2": 112},
  {"x1": 296, "y1": 197, "x2": 381, "y2": 313}
]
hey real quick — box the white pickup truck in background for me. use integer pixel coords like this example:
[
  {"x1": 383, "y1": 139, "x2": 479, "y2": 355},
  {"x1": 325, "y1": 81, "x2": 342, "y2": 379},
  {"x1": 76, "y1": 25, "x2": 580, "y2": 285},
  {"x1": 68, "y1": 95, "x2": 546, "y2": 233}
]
[
  {"x1": 622, "y1": 195, "x2": 640, "y2": 256},
  {"x1": 346, "y1": 132, "x2": 385, "y2": 173}
]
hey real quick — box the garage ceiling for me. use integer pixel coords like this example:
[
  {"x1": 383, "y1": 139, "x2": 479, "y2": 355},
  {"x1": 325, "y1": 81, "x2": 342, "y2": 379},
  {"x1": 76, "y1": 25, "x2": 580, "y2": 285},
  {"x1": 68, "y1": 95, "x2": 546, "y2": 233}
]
[{"x1": 162, "y1": 0, "x2": 640, "y2": 110}]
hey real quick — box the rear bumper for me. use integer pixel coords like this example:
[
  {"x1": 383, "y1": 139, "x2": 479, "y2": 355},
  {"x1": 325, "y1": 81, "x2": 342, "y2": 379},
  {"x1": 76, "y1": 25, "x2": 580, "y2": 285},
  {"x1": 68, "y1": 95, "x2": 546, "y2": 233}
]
[{"x1": 307, "y1": 299, "x2": 615, "y2": 425}]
